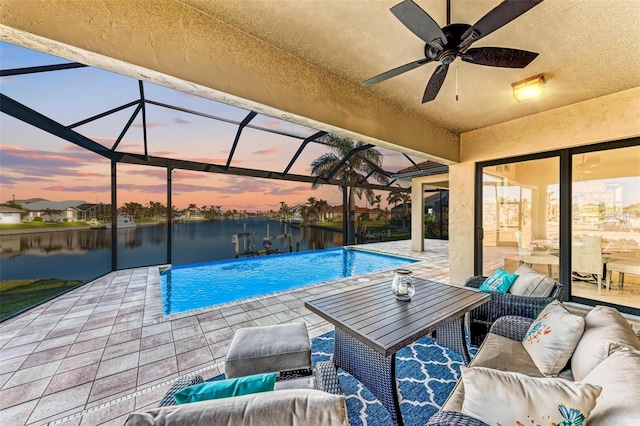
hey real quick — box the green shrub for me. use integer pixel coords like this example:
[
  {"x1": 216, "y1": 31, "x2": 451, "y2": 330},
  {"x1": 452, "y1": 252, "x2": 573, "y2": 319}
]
[{"x1": 33, "y1": 216, "x2": 43, "y2": 222}]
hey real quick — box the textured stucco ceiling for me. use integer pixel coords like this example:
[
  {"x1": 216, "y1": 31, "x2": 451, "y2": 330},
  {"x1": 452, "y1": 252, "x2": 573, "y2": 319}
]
[
  {"x1": 1, "y1": 0, "x2": 639, "y2": 157},
  {"x1": 181, "y1": 0, "x2": 640, "y2": 133}
]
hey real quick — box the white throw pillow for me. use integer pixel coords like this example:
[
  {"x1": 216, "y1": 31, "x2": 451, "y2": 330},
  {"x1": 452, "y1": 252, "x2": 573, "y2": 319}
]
[
  {"x1": 508, "y1": 264, "x2": 556, "y2": 297},
  {"x1": 571, "y1": 305, "x2": 640, "y2": 381},
  {"x1": 582, "y1": 345, "x2": 640, "y2": 425},
  {"x1": 461, "y1": 366, "x2": 601, "y2": 426},
  {"x1": 522, "y1": 300, "x2": 585, "y2": 376}
]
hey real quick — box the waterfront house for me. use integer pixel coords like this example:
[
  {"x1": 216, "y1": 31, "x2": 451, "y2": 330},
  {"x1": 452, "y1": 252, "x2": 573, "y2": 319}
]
[{"x1": 0, "y1": 205, "x2": 24, "y2": 224}]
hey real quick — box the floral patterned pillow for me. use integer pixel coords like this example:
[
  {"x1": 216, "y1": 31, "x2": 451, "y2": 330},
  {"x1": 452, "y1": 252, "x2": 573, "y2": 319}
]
[
  {"x1": 523, "y1": 300, "x2": 585, "y2": 376},
  {"x1": 461, "y1": 366, "x2": 601, "y2": 426}
]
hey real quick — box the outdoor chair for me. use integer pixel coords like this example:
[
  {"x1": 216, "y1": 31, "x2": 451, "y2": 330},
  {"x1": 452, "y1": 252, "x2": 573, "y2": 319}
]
[{"x1": 465, "y1": 274, "x2": 563, "y2": 346}]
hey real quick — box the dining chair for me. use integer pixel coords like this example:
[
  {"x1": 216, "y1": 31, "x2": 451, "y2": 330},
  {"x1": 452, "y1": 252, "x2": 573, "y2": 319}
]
[{"x1": 572, "y1": 235, "x2": 605, "y2": 294}]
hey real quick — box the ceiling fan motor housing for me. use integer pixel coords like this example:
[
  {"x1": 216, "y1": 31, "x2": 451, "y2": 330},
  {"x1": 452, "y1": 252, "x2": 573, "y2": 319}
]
[{"x1": 425, "y1": 24, "x2": 471, "y2": 63}]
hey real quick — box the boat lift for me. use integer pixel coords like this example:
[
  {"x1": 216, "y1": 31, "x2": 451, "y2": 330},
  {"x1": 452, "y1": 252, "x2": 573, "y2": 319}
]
[{"x1": 231, "y1": 223, "x2": 293, "y2": 258}]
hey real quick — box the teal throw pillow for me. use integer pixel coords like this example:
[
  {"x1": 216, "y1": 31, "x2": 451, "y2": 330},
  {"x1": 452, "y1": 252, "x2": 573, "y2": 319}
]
[
  {"x1": 173, "y1": 372, "x2": 276, "y2": 404},
  {"x1": 479, "y1": 268, "x2": 518, "y2": 293}
]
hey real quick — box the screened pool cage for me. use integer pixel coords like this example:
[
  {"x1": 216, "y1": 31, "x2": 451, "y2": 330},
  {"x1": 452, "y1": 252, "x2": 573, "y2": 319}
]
[{"x1": 1, "y1": 59, "x2": 448, "y2": 272}]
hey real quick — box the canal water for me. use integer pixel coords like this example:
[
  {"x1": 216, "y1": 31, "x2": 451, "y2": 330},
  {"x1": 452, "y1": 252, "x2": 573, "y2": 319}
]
[{"x1": 0, "y1": 219, "x2": 342, "y2": 282}]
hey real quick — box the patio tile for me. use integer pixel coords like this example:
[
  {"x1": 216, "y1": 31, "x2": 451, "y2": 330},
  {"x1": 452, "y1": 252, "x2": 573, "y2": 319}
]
[
  {"x1": 196, "y1": 310, "x2": 223, "y2": 322},
  {"x1": 219, "y1": 305, "x2": 245, "y2": 316},
  {"x1": 134, "y1": 383, "x2": 171, "y2": 410},
  {"x1": 0, "y1": 372, "x2": 11, "y2": 389},
  {"x1": 95, "y1": 353, "x2": 139, "y2": 379},
  {"x1": 27, "y1": 383, "x2": 92, "y2": 424},
  {"x1": 171, "y1": 316, "x2": 199, "y2": 329},
  {"x1": 246, "y1": 307, "x2": 272, "y2": 320},
  {"x1": 0, "y1": 354, "x2": 27, "y2": 374},
  {"x1": 240, "y1": 301, "x2": 264, "y2": 311},
  {"x1": 102, "y1": 339, "x2": 140, "y2": 361},
  {"x1": 79, "y1": 397, "x2": 135, "y2": 426},
  {"x1": 34, "y1": 333, "x2": 78, "y2": 353},
  {"x1": 252, "y1": 315, "x2": 281, "y2": 326},
  {"x1": 210, "y1": 339, "x2": 232, "y2": 359},
  {"x1": 3, "y1": 331, "x2": 50, "y2": 349},
  {"x1": 67, "y1": 336, "x2": 108, "y2": 357},
  {"x1": 139, "y1": 343, "x2": 175, "y2": 366},
  {"x1": 141, "y1": 322, "x2": 172, "y2": 338},
  {"x1": 75, "y1": 325, "x2": 113, "y2": 343},
  {"x1": 223, "y1": 312, "x2": 251, "y2": 326},
  {"x1": 199, "y1": 318, "x2": 229, "y2": 333},
  {"x1": 111, "y1": 318, "x2": 142, "y2": 334},
  {"x1": 107, "y1": 328, "x2": 142, "y2": 346},
  {"x1": 139, "y1": 330, "x2": 173, "y2": 351},
  {"x1": 0, "y1": 342, "x2": 39, "y2": 361},
  {"x1": 137, "y1": 357, "x2": 178, "y2": 386},
  {"x1": 47, "y1": 323, "x2": 86, "y2": 339},
  {"x1": 0, "y1": 377, "x2": 51, "y2": 410},
  {"x1": 0, "y1": 400, "x2": 38, "y2": 426},
  {"x1": 2, "y1": 360, "x2": 62, "y2": 389},
  {"x1": 265, "y1": 303, "x2": 289, "y2": 315},
  {"x1": 82, "y1": 315, "x2": 116, "y2": 331},
  {"x1": 171, "y1": 324, "x2": 203, "y2": 341},
  {"x1": 174, "y1": 335, "x2": 208, "y2": 355},
  {"x1": 204, "y1": 327, "x2": 234, "y2": 345},
  {"x1": 57, "y1": 349, "x2": 102, "y2": 375},
  {"x1": 88, "y1": 368, "x2": 137, "y2": 403},
  {"x1": 274, "y1": 310, "x2": 302, "y2": 322},
  {"x1": 230, "y1": 320, "x2": 258, "y2": 332},
  {"x1": 43, "y1": 363, "x2": 99, "y2": 396},
  {"x1": 176, "y1": 347, "x2": 213, "y2": 372}
]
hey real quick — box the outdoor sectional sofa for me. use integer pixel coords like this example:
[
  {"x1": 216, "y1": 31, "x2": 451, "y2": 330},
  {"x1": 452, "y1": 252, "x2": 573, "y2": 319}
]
[{"x1": 427, "y1": 305, "x2": 640, "y2": 425}]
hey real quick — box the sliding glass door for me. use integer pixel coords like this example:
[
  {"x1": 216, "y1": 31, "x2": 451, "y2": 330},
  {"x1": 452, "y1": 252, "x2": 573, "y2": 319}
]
[
  {"x1": 477, "y1": 139, "x2": 639, "y2": 315},
  {"x1": 481, "y1": 157, "x2": 560, "y2": 277}
]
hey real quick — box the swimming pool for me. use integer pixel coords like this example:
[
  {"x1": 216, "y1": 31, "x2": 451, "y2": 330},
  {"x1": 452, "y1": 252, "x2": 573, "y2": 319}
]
[{"x1": 160, "y1": 248, "x2": 418, "y2": 315}]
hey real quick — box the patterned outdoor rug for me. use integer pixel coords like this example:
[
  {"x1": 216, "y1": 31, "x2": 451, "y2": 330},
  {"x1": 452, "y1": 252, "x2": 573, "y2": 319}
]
[
  {"x1": 311, "y1": 331, "x2": 469, "y2": 426},
  {"x1": 211, "y1": 331, "x2": 474, "y2": 426}
]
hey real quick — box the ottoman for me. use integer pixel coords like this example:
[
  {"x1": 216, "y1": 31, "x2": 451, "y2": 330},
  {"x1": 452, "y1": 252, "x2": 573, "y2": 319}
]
[{"x1": 225, "y1": 323, "x2": 312, "y2": 379}]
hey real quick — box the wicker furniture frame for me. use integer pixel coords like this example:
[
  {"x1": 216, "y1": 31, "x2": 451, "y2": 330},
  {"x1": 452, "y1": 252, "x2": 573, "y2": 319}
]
[
  {"x1": 305, "y1": 279, "x2": 489, "y2": 426},
  {"x1": 464, "y1": 275, "x2": 563, "y2": 346}
]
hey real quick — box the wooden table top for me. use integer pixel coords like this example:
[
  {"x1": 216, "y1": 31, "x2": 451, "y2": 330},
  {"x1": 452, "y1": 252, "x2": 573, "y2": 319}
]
[{"x1": 305, "y1": 278, "x2": 490, "y2": 357}]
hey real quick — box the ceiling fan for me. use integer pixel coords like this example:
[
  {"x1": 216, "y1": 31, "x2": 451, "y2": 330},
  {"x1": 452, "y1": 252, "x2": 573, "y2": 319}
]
[{"x1": 361, "y1": 0, "x2": 544, "y2": 103}]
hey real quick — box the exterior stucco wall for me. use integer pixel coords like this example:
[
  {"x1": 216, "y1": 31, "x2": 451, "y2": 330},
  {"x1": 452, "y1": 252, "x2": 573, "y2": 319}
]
[{"x1": 449, "y1": 88, "x2": 640, "y2": 284}]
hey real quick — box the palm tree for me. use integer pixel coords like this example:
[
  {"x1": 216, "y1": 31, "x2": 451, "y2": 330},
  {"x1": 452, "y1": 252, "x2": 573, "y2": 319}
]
[
  {"x1": 387, "y1": 186, "x2": 411, "y2": 230},
  {"x1": 310, "y1": 134, "x2": 388, "y2": 242}
]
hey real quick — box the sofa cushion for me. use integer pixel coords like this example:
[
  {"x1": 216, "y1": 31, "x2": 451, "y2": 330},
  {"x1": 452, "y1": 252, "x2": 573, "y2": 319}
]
[
  {"x1": 460, "y1": 366, "x2": 601, "y2": 426},
  {"x1": 522, "y1": 301, "x2": 584, "y2": 376},
  {"x1": 442, "y1": 332, "x2": 543, "y2": 413},
  {"x1": 582, "y1": 345, "x2": 640, "y2": 425},
  {"x1": 508, "y1": 264, "x2": 556, "y2": 297},
  {"x1": 571, "y1": 305, "x2": 640, "y2": 381},
  {"x1": 479, "y1": 268, "x2": 518, "y2": 293},
  {"x1": 124, "y1": 389, "x2": 350, "y2": 426},
  {"x1": 173, "y1": 372, "x2": 276, "y2": 404}
]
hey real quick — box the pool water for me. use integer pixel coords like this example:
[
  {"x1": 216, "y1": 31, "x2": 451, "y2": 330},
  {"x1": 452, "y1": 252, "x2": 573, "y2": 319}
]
[{"x1": 160, "y1": 248, "x2": 418, "y2": 315}]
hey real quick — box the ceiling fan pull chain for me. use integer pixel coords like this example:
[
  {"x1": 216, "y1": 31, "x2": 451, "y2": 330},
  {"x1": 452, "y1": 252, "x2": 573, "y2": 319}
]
[{"x1": 455, "y1": 64, "x2": 459, "y2": 102}]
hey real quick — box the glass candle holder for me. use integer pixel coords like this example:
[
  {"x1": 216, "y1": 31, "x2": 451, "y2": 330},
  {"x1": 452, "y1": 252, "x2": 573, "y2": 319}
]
[{"x1": 391, "y1": 269, "x2": 414, "y2": 301}]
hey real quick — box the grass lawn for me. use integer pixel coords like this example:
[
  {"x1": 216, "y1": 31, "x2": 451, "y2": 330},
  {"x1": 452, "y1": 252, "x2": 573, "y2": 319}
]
[
  {"x1": 0, "y1": 221, "x2": 89, "y2": 230},
  {"x1": 0, "y1": 278, "x2": 85, "y2": 319}
]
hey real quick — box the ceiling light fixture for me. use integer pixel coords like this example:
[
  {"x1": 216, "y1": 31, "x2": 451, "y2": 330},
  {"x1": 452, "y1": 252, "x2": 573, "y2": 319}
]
[{"x1": 511, "y1": 73, "x2": 546, "y2": 102}]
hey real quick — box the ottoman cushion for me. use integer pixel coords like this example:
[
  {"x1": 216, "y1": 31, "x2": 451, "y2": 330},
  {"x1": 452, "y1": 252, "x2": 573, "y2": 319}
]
[{"x1": 225, "y1": 323, "x2": 311, "y2": 379}]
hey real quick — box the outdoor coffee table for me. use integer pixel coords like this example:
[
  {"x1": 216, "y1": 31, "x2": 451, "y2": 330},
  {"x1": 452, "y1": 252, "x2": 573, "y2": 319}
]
[{"x1": 305, "y1": 278, "x2": 489, "y2": 426}]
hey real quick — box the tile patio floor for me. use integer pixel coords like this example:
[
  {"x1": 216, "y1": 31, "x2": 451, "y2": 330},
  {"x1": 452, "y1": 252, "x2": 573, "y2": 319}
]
[{"x1": 0, "y1": 240, "x2": 452, "y2": 425}]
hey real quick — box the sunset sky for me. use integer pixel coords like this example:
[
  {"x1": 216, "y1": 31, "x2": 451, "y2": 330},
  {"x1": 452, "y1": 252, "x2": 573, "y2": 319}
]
[{"x1": 0, "y1": 41, "x2": 424, "y2": 212}]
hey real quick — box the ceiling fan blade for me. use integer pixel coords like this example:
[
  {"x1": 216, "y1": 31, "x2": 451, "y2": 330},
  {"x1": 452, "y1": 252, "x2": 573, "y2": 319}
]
[
  {"x1": 361, "y1": 57, "x2": 433, "y2": 87},
  {"x1": 461, "y1": 47, "x2": 539, "y2": 68},
  {"x1": 460, "y1": 0, "x2": 544, "y2": 47},
  {"x1": 391, "y1": 0, "x2": 447, "y2": 49},
  {"x1": 422, "y1": 64, "x2": 449, "y2": 103}
]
